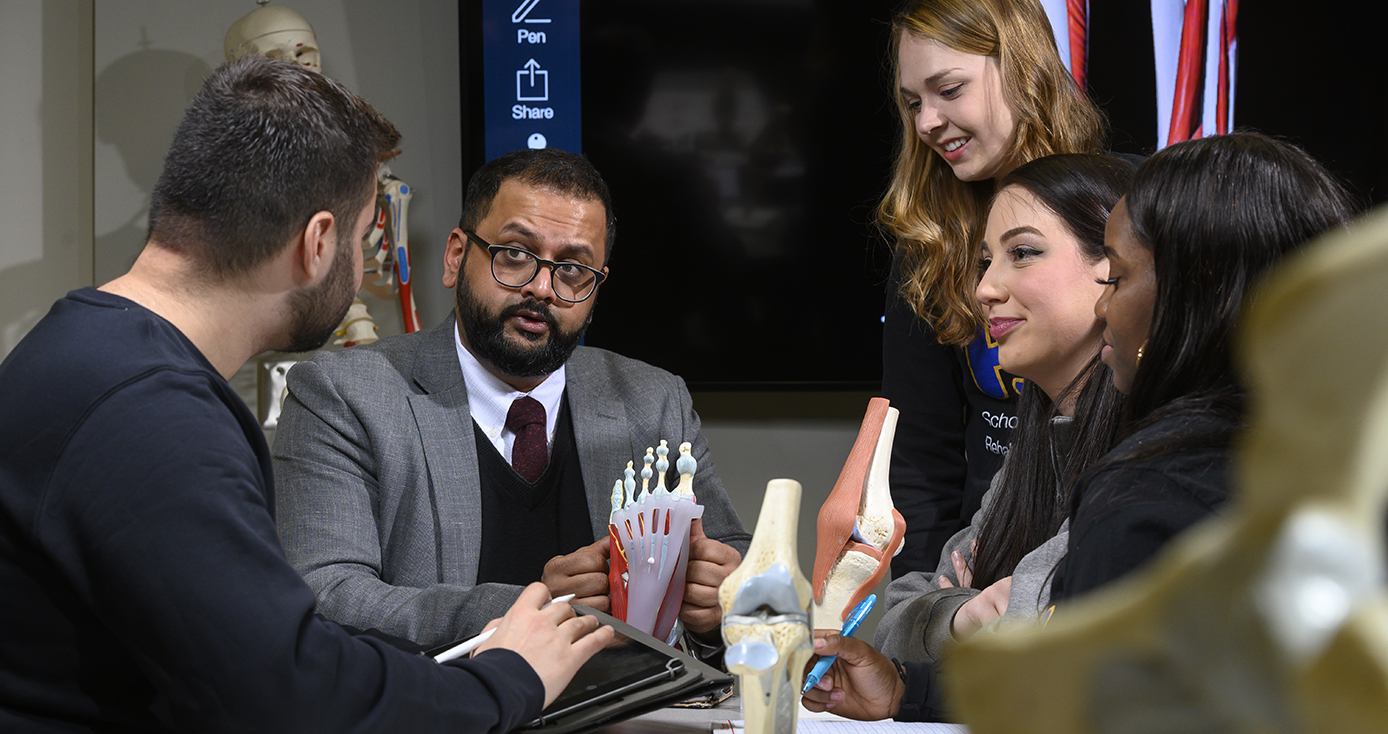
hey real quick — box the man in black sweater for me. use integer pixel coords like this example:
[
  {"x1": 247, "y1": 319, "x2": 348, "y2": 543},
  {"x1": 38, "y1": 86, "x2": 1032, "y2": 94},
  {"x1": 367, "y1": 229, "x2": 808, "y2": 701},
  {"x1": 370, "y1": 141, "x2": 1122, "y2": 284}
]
[{"x1": 0, "y1": 56, "x2": 610, "y2": 733}]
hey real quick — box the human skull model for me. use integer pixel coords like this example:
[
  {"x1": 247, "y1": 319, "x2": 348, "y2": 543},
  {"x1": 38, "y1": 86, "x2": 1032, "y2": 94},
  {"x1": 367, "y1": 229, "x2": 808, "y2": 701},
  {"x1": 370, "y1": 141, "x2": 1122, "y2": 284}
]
[{"x1": 225, "y1": 4, "x2": 321, "y2": 72}]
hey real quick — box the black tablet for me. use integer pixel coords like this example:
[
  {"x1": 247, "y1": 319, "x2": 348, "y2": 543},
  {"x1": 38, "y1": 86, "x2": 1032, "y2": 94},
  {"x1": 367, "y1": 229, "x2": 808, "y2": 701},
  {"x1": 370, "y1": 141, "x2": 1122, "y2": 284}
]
[{"x1": 520, "y1": 606, "x2": 733, "y2": 733}]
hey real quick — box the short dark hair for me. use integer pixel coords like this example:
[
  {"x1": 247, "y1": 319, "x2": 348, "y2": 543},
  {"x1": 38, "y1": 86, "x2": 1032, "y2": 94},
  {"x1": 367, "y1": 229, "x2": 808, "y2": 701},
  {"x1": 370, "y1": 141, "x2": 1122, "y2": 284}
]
[
  {"x1": 459, "y1": 148, "x2": 616, "y2": 265},
  {"x1": 1123, "y1": 131, "x2": 1357, "y2": 430},
  {"x1": 148, "y1": 55, "x2": 400, "y2": 277},
  {"x1": 970, "y1": 153, "x2": 1134, "y2": 589}
]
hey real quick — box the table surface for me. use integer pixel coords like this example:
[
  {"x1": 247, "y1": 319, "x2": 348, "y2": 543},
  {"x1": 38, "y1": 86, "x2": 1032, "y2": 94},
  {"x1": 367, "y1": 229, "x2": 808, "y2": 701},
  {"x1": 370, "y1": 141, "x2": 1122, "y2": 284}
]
[
  {"x1": 588, "y1": 694, "x2": 907, "y2": 733},
  {"x1": 586, "y1": 694, "x2": 973, "y2": 733}
]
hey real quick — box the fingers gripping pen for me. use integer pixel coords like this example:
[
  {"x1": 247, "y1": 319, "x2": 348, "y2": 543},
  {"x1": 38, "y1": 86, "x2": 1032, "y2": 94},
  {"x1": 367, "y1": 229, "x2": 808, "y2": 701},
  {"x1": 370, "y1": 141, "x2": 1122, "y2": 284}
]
[{"x1": 802, "y1": 594, "x2": 876, "y2": 694}]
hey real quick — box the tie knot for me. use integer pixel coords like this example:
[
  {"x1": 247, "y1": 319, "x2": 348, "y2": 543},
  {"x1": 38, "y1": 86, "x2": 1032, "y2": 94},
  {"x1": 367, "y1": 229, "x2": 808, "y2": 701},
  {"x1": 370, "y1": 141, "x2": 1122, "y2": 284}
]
[{"x1": 506, "y1": 396, "x2": 546, "y2": 432}]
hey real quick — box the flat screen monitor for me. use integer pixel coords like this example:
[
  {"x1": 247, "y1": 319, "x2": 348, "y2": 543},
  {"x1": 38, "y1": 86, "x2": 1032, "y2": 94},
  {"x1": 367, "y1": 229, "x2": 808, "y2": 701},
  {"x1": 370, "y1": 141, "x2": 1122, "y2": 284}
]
[{"x1": 461, "y1": 0, "x2": 901, "y2": 389}]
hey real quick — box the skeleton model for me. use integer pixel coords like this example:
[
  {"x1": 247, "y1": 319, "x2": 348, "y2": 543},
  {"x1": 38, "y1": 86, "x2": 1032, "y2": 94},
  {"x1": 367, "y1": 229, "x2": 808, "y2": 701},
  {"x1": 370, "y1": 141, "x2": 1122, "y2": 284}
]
[
  {"x1": 356, "y1": 162, "x2": 422, "y2": 339},
  {"x1": 811, "y1": 398, "x2": 905, "y2": 626},
  {"x1": 607, "y1": 440, "x2": 704, "y2": 645},
  {"x1": 720, "y1": 479, "x2": 814, "y2": 734},
  {"x1": 1039, "y1": 0, "x2": 1089, "y2": 87},
  {"x1": 1153, "y1": 0, "x2": 1238, "y2": 148},
  {"x1": 947, "y1": 212, "x2": 1388, "y2": 733},
  {"x1": 1040, "y1": 0, "x2": 1238, "y2": 150},
  {"x1": 225, "y1": 2, "x2": 421, "y2": 346}
]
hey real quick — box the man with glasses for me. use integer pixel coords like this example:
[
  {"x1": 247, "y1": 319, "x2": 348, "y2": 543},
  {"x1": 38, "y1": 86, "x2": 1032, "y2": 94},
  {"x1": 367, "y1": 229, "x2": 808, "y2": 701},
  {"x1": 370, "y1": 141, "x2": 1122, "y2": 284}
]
[{"x1": 273, "y1": 149, "x2": 751, "y2": 658}]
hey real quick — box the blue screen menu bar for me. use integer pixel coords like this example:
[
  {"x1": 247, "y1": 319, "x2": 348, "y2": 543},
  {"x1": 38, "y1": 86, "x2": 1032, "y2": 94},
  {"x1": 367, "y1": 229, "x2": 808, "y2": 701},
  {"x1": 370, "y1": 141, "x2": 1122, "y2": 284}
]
[{"x1": 482, "y1": 0, "x2": 581, "y2": 160}]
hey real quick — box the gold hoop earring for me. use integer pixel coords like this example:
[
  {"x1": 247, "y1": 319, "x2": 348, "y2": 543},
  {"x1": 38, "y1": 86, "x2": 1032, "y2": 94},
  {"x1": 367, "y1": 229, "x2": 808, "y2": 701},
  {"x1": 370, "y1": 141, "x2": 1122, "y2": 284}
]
[{"x1": 1136, "y1": 340, "x2": 1147, "y2": 369}]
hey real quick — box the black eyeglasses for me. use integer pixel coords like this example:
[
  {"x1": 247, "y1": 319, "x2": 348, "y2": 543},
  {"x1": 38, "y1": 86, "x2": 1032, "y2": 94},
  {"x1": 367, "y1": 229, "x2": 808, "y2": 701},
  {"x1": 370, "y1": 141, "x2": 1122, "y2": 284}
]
[{"x1": 464, "y1": 230, "x2": 606, "y2": 303}]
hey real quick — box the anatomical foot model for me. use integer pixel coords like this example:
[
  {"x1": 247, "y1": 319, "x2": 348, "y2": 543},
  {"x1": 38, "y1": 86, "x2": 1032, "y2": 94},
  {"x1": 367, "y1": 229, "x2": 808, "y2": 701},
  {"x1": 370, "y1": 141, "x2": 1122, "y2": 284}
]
[
  {"x1": 608, "y1": 440, "x2": 704, "y2": 645},
  {"x1": 812, "y1": 398, "x2": 905, "y2": 626},
  {"x1": 720, "y1": 479, "x2": 814, "y2": 734}
]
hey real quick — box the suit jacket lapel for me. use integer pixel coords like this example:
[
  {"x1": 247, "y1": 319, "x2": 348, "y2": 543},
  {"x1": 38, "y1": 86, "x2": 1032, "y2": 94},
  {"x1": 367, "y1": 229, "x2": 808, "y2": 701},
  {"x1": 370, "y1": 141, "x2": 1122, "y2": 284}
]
[
  {"x1": 406, "y1": 318, "x2": 482, "y2": 585},
  {"x1": 565, "y1": 348, "x2": 632, "y2": 541}
]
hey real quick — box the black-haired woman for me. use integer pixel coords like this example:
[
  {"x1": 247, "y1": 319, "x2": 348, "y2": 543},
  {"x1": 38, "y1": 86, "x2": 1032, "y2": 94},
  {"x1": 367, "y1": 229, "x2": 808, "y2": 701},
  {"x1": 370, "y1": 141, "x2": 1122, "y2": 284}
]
[{"x1": 1051, "y1": 131, "x2": 1358, "y2": 601}]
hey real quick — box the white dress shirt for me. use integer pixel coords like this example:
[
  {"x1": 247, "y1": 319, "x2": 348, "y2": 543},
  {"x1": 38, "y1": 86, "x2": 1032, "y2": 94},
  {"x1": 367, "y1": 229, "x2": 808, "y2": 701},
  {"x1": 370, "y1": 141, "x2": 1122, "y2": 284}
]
[{"x1": 453, "y1": 327, "x2": 566, "y2": 463}]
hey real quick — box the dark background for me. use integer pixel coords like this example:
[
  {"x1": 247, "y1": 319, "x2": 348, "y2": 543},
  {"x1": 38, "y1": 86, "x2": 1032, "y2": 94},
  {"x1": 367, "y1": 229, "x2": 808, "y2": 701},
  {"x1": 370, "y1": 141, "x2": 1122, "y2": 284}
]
[{"x1": 462, "y1": 1, "x2": 1385, "y2": 389}]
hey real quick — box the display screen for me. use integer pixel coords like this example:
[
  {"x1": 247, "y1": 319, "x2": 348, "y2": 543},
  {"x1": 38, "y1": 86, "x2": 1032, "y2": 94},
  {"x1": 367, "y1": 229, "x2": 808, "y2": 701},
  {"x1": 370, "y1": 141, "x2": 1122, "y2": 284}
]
[{"x1": 462, "y1": 0, "x2": 901, "y2": 388}]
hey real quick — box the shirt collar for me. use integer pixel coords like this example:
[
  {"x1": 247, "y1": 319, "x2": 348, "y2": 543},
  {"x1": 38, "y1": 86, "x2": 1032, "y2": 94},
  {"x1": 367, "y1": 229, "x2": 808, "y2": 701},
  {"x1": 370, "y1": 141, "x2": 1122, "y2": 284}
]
[{"x1": 453, "y1": 324, "x2": 566, "y2": 441}]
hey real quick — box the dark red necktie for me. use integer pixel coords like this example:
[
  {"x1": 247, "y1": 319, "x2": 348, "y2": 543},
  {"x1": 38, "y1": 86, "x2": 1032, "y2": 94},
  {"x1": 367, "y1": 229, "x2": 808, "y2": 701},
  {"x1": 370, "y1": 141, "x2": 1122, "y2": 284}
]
[{"x1": 506, "y1": 396, "x2": 547, "y2": 482}]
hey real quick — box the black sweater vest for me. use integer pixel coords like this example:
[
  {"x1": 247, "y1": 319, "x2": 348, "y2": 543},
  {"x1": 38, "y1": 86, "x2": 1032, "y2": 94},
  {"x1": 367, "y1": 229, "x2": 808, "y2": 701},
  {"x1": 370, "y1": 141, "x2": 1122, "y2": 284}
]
[{"x1": 474, "y1": 398, "x2": 594, "y2": 586}]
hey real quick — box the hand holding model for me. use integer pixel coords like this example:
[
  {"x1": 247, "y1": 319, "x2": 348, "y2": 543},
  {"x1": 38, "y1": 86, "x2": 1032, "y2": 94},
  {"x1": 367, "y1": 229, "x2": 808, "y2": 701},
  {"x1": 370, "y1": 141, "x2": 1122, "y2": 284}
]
[
  {"x1": 542, "y1": 537, "x2": 613, "y2": 614},
  {"x1": 683, "y1": 517, "x2": 743, "y2": 635}
]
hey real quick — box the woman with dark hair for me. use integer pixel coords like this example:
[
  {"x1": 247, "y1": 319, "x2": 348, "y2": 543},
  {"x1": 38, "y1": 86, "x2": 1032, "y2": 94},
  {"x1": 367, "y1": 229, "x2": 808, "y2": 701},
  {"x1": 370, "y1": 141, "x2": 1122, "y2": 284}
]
[
  {"x1": 804, "y1": 133, "x2": 1356, "y2": 723},
  {"x1": 1050, "y1": 131, "x2": 1358, "y2": 601},
  {"x1": 877, "y1": 153, "x2": 1130, "y2": 668}
]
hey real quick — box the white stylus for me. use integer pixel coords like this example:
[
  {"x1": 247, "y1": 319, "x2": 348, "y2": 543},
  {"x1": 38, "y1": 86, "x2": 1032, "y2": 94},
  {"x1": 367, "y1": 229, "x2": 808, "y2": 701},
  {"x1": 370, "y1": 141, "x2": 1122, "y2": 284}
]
[{"x1": 433, "y1": 593, "x2": 577, "y2": 663}]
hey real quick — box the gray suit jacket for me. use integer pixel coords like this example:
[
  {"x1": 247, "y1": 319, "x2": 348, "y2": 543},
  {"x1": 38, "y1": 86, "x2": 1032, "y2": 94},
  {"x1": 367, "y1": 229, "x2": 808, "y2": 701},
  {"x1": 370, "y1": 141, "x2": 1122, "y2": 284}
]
[{"x1": 272, "y1": 318, "x2": 751, "y2": 647}]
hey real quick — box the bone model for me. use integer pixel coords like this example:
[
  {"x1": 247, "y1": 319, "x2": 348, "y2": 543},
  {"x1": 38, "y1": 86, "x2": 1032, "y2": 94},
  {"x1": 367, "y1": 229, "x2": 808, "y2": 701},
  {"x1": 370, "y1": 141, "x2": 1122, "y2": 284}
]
[
  {"x1": 720, "y1": 479, "x2": 814, "y2": 734},
  {"x1": 607, "y1": 440, "x2": 704, "y2": 645},
  {"x1": 812, "y1": 398, "x2": 905, "y2": 626}
]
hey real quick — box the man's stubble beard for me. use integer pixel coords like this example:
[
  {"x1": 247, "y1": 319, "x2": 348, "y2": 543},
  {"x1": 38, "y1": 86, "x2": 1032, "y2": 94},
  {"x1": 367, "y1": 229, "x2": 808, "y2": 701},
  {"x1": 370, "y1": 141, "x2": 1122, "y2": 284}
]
[{"x1": 282, "y1": 232, "x2": 359, "y2": 353}]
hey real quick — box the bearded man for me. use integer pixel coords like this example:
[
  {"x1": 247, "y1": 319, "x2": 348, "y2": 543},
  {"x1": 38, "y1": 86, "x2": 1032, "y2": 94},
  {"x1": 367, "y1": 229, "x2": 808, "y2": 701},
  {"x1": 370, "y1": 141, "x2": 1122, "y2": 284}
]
[{"x1": 273, "y1": 148, "x2": 750, "y2": 661}]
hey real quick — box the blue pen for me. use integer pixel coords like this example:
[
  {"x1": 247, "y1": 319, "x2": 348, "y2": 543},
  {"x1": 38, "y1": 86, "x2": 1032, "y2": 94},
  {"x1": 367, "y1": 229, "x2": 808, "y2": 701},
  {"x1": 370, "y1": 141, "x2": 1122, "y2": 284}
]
[{"x1": 802, "y1": 593, "x2": 876, "y2": 694}]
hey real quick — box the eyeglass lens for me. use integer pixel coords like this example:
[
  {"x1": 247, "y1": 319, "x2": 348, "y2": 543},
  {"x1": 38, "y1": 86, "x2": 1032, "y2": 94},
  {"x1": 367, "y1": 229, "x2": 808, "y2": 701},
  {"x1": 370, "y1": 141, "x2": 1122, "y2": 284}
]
[{"x1": 492, "y1": 249, "x2": 599, "y2": 302}]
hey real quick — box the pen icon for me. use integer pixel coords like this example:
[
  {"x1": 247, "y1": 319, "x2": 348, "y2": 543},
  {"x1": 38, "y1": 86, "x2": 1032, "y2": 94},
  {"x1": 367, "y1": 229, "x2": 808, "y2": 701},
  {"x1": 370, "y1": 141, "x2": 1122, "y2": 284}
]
[{"x1": 802, "y1": 594, "x2": 876, "y2": 694}]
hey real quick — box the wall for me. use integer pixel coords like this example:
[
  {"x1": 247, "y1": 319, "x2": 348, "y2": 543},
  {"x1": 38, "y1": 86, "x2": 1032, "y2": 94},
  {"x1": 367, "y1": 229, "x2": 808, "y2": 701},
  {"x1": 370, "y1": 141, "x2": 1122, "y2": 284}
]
[
  {"x1": 0, "y1": 0, "x2": 93, "y2": 359},
  {"x1": 91, "y1": 0, "x2": 472, "y2": 449},
  {"x1": 92, "y1": 0, "x2": 462, "y2": 333}
]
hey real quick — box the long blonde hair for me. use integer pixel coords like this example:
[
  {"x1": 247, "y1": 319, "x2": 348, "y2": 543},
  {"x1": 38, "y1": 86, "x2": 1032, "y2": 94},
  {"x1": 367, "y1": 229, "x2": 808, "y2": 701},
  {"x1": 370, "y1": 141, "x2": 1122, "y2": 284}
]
[{"x1": 878, "y1": 0, "x2": 1106, "y2": 345}]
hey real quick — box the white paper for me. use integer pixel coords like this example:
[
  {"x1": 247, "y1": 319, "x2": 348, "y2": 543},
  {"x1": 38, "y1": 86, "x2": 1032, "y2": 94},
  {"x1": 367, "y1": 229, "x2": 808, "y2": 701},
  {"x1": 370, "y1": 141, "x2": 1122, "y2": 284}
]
[{"x1": 720, "y1": 720, "x2": 968, "y2": 733}]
